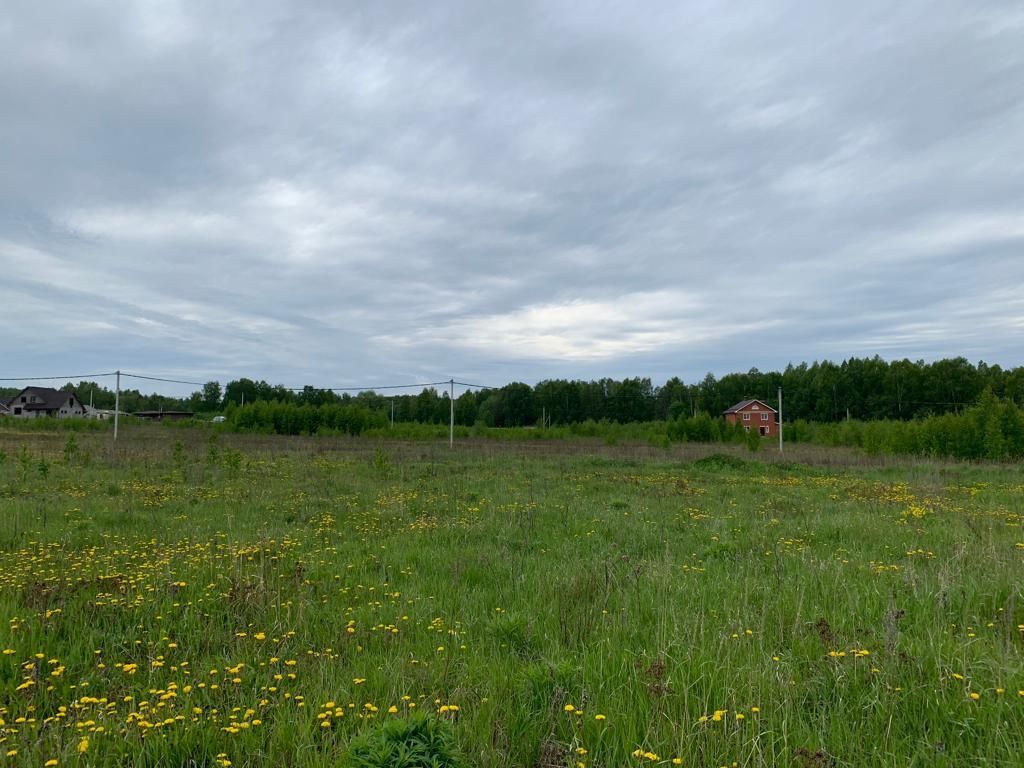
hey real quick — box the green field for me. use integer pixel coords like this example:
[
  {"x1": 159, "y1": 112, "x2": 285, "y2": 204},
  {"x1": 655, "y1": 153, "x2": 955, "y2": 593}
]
[{"x1": 0, "y1": 427, "x2": 1022, "y2": 766}]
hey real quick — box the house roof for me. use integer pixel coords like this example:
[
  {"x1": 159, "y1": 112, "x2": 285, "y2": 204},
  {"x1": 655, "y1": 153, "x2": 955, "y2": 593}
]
[
  {"x1": 723, "y1": 398, "x2": 777, "y2": 414},
  {"x1": 10, "y1": 386, "x2": 79, "y2": 411}
]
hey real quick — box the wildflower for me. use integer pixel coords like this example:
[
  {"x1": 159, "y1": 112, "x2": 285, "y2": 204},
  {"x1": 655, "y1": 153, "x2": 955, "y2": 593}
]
[
  {"x1": 78, "y1": 737, "x2": 90, "y2": 753},
  {"x1": 45, "y1": 761, "x2": 59, "y2": 767},
  {"x1": 564, "y1": 704, "x2": 575, "y2": 712},
  {"x1": 594, "y1": 714, "x2": 606, "y2": 721},
  {"x1": 969, "y1": 692, "x2": 980, "y2": 701}
]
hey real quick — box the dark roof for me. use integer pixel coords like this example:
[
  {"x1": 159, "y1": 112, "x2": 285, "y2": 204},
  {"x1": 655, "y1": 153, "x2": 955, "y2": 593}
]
[
  {"x1": 723, "y1": 398, "x2": 777, "y2": 414},
  {"x1": 11, "y1": 386, "x2": 79, "y2": 410}
]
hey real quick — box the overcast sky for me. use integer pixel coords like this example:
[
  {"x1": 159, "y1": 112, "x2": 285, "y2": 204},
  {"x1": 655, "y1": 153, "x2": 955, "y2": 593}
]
[{"x1": 3, "y1": 2, "x2": 1023, "y2": 396}]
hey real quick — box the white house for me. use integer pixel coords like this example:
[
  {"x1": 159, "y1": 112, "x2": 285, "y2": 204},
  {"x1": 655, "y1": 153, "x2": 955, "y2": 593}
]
[{"x1": 4, "y1": 387, "x2": 87, "y2": 419}]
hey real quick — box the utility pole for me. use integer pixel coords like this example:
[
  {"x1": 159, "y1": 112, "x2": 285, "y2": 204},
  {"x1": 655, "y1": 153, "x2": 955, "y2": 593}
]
[
  {"x1": 390, "y1": 400, "x2": 395, "y2": 428},
  {"x1": 114, "y1": 370, "x2": 121, "y2": 442},
  {"x1": 449, "y1": 379, "x2": 455, "y2": 448},
  {"x1": 778, "y1": 386, "x2": 783, "y2": 454}
]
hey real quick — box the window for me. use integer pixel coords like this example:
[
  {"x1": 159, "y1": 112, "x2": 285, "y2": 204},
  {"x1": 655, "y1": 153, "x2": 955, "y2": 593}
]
[
  {"x1": 761, "y1": 413, "x2": 769, "y2": 421},
  {"x1": 742, "y1": 413, "x2": 750, "y2": 421},
  {"x1": 14, "y1": 407, "x2": 22, "y2": 415}
]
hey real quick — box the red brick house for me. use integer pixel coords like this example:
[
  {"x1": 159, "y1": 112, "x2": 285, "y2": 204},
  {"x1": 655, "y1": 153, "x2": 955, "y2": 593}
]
[{"x1": 723, "y1": 399, "x2": 777, "y2": 437}]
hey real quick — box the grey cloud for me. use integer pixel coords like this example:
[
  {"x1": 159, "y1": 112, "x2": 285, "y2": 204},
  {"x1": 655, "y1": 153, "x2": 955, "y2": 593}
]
[{"x1": 2, "y1": 0, "x2": 1023, "y2": 393}]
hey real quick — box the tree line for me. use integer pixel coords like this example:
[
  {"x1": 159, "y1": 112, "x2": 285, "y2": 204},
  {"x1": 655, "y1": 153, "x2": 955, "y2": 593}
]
[{"x1": 7, "y1": 356, "x2": 1023, "y2": 427}]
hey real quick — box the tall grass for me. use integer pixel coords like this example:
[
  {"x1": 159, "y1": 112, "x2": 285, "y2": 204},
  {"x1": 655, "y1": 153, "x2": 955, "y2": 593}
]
[{"x1": 0, "y1": 431, "x2": 1020, "y2": 766}]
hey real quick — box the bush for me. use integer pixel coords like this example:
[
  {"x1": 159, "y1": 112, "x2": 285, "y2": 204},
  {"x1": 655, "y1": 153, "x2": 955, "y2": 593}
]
[
  {"x1": 691, "y1": 453, "x2": 748, "y2": 470},
  {"x1": 745, "y1": 426, "x2": 761, "y2": 452},
  {"x1": 344, "y1": 713, "x2": 465, "y2": 768}
]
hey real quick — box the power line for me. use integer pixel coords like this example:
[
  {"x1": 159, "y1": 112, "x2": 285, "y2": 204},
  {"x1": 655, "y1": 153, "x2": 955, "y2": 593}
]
[
  {"x1": 0, "y1": 372, "x2": 116, "y2": 382},
  {"x1": 124, "y1": 374, "x2": 458, "y2": 392},
  {"x1": 1, "y1": 370, "x2": 470, "y2": 394},
  {"x1": 122, "y1": 372, "x2": 207, "y2": 387},
  {"x1": 454, "y1": 381, "x2": 498, "y2": 390},
  {"x1": 284, "y1": 380, "x2": 451, "y2": 392}
]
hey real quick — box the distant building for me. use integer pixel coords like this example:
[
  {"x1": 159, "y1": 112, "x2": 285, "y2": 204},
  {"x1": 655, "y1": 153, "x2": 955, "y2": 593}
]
[
  {"x1": 84, "y1": 406, "x2": 118, "y2": 421},
  {"x1": 134, "y1": 410, "x2": 194, "y2": 422},
  {"x1": 723, "y1": 399, "x2": 777, "y2": 437},
  {"x1": 5, "y1": 387, "x2": 87, "y2": 419}
]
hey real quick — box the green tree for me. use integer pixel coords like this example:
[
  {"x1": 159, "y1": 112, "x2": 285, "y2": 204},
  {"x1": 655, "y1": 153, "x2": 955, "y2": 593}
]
[{"x1": 201, "y1": 381, "x2": 222, "y2": 412}]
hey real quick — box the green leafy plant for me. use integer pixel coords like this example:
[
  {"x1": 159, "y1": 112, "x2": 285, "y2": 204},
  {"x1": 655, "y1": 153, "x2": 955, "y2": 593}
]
[
  {"x1": 63, "y1": 433, "x2": 79, "y2": 464},
  {"x1": 345, "y1": 713, "x2": 465, "y2": 768}
]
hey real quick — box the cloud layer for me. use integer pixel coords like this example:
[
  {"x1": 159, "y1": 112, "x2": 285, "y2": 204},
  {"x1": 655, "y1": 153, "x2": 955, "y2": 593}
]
[{"x1": 3, "y1": 1, "x2": 1023, "y2": 393}]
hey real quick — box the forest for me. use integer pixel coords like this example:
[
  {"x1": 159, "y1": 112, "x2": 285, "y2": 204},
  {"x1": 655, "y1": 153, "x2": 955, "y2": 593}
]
[{"x1": 7, "y1": 356, "x2": 1022, "y2": 428}]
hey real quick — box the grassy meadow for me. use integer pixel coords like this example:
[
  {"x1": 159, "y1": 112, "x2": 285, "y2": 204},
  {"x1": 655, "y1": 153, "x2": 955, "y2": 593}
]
[{"x1": 0, "y1": 426, "x2": 1022, "y2": 767}]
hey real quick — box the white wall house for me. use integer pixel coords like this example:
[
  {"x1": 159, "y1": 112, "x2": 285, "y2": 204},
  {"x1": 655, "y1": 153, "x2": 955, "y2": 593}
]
[{"x1": 5, "y1": 387, "x2": 87, "y2": 419}]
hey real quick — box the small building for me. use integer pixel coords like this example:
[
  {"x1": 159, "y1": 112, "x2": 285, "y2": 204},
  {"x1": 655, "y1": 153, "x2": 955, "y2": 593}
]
[
  {"x1": 134, "y1": 410, "x2": 194, "y2": 422},
  {"x1": 84, "y1": 406, "x2": 119, "y2": 421},
  {"x1": 5, "y1": 387, "x2": 87, "y2": 419},
  {"x1": 723, "y1": 399, "x2": 777, "y2": 437}
]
